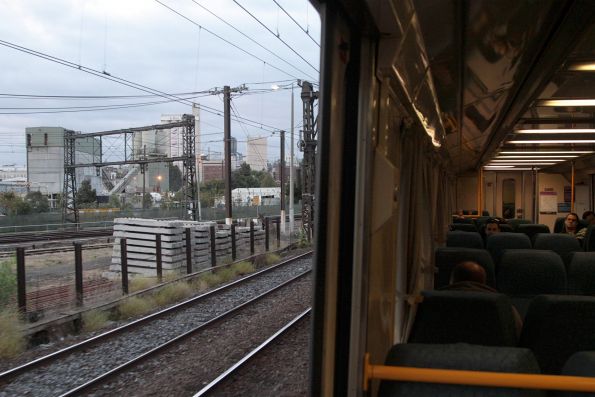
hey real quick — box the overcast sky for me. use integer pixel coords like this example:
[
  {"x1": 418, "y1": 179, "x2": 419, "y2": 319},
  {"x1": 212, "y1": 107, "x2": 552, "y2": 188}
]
[{"x1": 0, "y1": 0, "x2": 321, "y2": 167}]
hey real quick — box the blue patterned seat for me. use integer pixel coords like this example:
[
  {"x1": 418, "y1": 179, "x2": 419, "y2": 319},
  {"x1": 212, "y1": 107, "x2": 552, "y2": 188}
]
[
  {"x1": 533, "y1": 233, "x2": 581, "y2": 268},
  {"x1": 408, "y1": 290, "x2": 518, "y2": 346},
  {"x1": 486, "y1": 233, "x2": 532, "y2": 266},
  {"x1": 520, "y1": 295, "x2": 595, "y2": 374},
  {"x1": 446, "y1": 231, "x2": 484, "y2": 249},
  {"x1": 434, "y1": 247, "x2": 496, "y2": 289},
  {"x1": 378, "y1": 343, "x2": 544, "y2": 397}
]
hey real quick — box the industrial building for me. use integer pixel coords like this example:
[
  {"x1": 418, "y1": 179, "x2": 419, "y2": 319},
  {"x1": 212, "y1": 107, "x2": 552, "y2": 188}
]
[
  {"x1": 25, "y1": 127, "x2": 103, "y2": 201},
  {"x1": 246, "y1": 136, "x2": 268, "y2": 171}
]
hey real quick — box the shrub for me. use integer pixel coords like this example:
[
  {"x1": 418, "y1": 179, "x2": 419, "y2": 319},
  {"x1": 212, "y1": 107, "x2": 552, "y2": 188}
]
[
  {"x1": 154, "y1": 282, "x2": 192, "y2": 306},
  {"x1": 215, "y1": 268, "x2": 235, "y2": 283},
  {"x1": 82, "y1": 310, "x2": 109, "y2": 332},
  {"x1": 231, "y1": 261, "x2": 254, "y2": 275},
  {"x1": 0, "y1": 310, "x2": 25, "y2": 358},
  {"x1": 198, "y1": 272, "x2": 221, "y2": 288},
  {"x1": 191, "y1": 278, "x2": 209, "y2": 293},
  {"x1": 265, "y1": 253, "x2": 281, "y2": 265},
  {"x1": 117, "y1": 296, "x2": 155, "y2": 319},
  {"x1": 0, "y1": 259, "x2": 16, "y2": 307},
  {"x1": 129, "y1": 277, "x2": 157, "y2": 293}
]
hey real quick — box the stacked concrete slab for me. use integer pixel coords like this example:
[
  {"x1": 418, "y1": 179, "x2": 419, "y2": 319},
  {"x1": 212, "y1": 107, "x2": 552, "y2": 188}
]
[{"x1": 111, "y1": 218, "x2": 269, "y2": 276}]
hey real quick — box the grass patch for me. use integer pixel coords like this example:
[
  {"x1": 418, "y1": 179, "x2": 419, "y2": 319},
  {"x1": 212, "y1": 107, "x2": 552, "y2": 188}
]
[
  {"x1": 265, "y1": 253, "x2": 281, "y2": 265},
  {"x1": 0, "y1": 310, "x2": 25, "y2": 358},
  {"x1": 198, "y1": 272, "x2": 222, "y2": 288},
  {"x1": 154, "y1": 282, "x2": 192, "y2": 306},
  {"x1": 215, "y1": 268, "x2": 236, "y2": 283},
  {"x1": 0, "y1": 259, "x2": 16, "y2": 307},
  {"x1": 82, "y1": 309, "x2": 109, "y2": 332},
  {"x1": 163, "y1": 272, "x2": 180, "y2": 283},
  {"x1": 231, "y1": 261, "x2": 254, "y2": 275},
  {"x1": 191, "y1": 277, "x2": 209, "y2": 293},
  {"x1": 129, "y1": 277, "x2": 157, "y2": 293},
  {"x1": 117, "y1": 296, "x2": 156, "y2": 319}
]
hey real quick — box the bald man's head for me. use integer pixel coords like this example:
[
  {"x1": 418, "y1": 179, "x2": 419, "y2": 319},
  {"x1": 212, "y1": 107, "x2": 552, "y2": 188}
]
[{"x1": 450, "y1": 261, "x2": 487, "y2": 285}]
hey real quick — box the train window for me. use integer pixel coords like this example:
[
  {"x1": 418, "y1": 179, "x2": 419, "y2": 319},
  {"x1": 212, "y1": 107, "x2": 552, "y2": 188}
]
[
  {"x1": 502, "y1": 178, "x2": 515, "y2": 219},
  {"x1": 26, "y1": 133, "x2": 31, "y2": 147},
  {"x1": 44, "y1": 133, "x2": 48, "y2": 145}
]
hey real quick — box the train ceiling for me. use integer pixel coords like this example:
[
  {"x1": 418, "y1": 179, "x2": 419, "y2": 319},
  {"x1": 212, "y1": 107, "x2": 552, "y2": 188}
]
[{"x1": 367, "y1": 0, "x2": 595, "y2": 175}]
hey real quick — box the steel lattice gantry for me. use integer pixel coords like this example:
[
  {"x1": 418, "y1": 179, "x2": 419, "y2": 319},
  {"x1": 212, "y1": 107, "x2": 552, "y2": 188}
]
[
  {"x1": 62, "y1": 115, "x2": 197, "y2": 223},
  {"x1": 299, "y1": 81, "x2": 319, "y2": 240}
]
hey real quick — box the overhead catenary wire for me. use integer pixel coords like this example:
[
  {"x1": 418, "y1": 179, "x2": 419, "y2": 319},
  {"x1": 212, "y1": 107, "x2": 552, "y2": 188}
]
[
  {"x1": 153, "y1": 0, "x2": 302, "y2": 81},
  {"x1": 233, "y1": 0, "x2": 319, "y2": 74},
  {"x1": 0, "y1": 39, "x2": 286, "y2": 132},
  {"x1": 189, "y1": 0, "x2": 317, "y2": 81},
  {"x1": 272, "y1": 0, "x2": 320, "y2": 47}
]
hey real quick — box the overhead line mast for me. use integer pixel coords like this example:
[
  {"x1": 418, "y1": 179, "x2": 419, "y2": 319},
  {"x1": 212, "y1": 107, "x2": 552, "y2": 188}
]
[{"x1": 299, "y1": 81, "x2": 318, "y2": 240}]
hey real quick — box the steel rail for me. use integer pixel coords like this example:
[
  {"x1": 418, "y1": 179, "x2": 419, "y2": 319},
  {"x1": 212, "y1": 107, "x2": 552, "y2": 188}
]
[
  {"x1": 0, "y1": 250, "x2": 312, "y2": 383},
  {"x1": 193, "y1": 308, "x2": 311, "y2": 397},
  {"x1": 58, "y1": 269, "x2": 312, "y2": 396}
]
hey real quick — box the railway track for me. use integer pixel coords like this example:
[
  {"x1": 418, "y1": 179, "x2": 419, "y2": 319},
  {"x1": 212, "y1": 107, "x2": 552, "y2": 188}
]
[
  {"x1": 0, "y1": 243, "x2": 113, "y2": 258},
  {"x1": 195, "y1": 308, "x2": 311, "y2": 396},
  {"x1": 0, "y1": 229, "x2": 113, "y2": 245},
  {"x1": 0, "y1": 251, "x2": 312, "y2": 396}
]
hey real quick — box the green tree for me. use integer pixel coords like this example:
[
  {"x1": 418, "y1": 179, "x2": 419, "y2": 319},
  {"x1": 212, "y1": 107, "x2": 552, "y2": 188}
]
[
  {"x1": 142, "y1": 193, "x2": 153, "y2": 209},
  {"x1": 256, "y1": 171, "x2": 276, "y2": 187},
  {"x1": 77, "y1": 179, "x2": 97, "y2": 205},
  {"x1": 169, "y1": 165, "x2": 183, "y2": 192},
  {"x1": 0, "y1": 192, "x2": 31, "y2": 215},
  {"x1": 231, "y1": 163, "x2": 258, "y2": 188},
  {"x1": 199, "y1": 179, "x2": 224, "y2": 207},
  {"x1": 24, "y1": 191, "x2": 49, "y2": 213},
  {"x1": 108, "y1": 194, "x2": 121, "y2": 208}
]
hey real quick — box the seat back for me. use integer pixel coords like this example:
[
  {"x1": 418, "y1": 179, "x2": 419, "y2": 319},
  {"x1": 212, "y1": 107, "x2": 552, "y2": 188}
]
[
  {"x1": 497, "y1": 249, "x2": 566, "y2": 296},
  {"x1": 553, "y1": 351, "x2": 595, "y2": 397},
  {"x1": 452, "y1": 217, "x2": 474, "y2": 224},
  {"x1": 446, "y1": 231, "x2": 484, "y2": 249},
  {"x1": 408, "y1": 290, "x2": 518, "y2": 346},
  {"x1": 434, "y1": 247, "x2": 496, "y2": 289},
  {"x1": 567, "y1": 252, "x2": 595, "y2": 295},
  {"x1": 449, "y1": 223, "x2": 477, "y2": 232},
  {"x1": 486, "y1": 233, "x2": 532, "y2": 265},
  {"x1": 583, "y1": 225, "x2": 595, "y2": 252},
  {"x1": 516, "y1": 224, "x2": 551, "y2": 242},
  {"x1": 533, "y1": 233, "x2": 581, "y2": 268},
  {"x1": 520, "y1": 295, "x2": 595, "y2": 374},
  {"x1": 378, "y1": 343, "x2": 544, "y2": 397},
  {"x1": 554, "y1": 217, "x2": 566, "y2": 233},
  {"x1": 507, "y1": 219, "x2": 532, "y2": 232}
]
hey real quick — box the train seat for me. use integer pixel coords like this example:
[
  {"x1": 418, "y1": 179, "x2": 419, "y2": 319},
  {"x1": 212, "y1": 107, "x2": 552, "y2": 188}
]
[
  {"x1": 434, "y1": 247, "x2": 496, "y2": 289},
  {"x1": 448, "y1": 223, "x2": 477, "y2": 232},
  {"x1": 486, "y1": 233, "x2": 532, "y2": 265},
  {"x1": 497, "y1": 250, "x2": 566, "y2": 318},
  {"x1": 554, "y1": 217, "x2": 566, "y2": 234},
  {"x1": 554, "y1": 351, "x2": 595, "y2": 397},
  {"x1": 516, "y1": 224, "x2": 551, "y2": 243},
  {"x1": 446, "y1": 231, "x2": 484, "y2": 249},
  {"x1": 378, "y1": 343, "x2": 544, "y2": 397},
  {"x1": 532, "y1": 234, "x2": 581, "y2": 268},
  {"x1": 567, "y1": 252, "x2": 595, "y2": 295},
  {"x1": 520, "y1": 295, "x2": 595, "y2": 374},
  {"x1": 582, "y1": 225, "x2": 595, "y2": 252},
  {"x1": 452, "y1": 217, "x2": 474, "y2": 224},
  {"x1": 408, "y1": 290, "x2": 518, "y2": 346},
  {"x1": 472, "y1": 216, "x2": 491, "y2": 229},
  {"x1": 507, "y1": 219, "x2": 532, "y2": 232}
]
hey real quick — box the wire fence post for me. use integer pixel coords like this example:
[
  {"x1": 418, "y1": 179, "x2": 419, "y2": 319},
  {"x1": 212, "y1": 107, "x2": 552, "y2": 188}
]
[
  {"x1": 210, "y1": 225, "x2": 217, "y2": 267},
  {"x1": 74, "y1": 242, "x2": 83, "y2": 307},
  {"x1": 231, "y1": 223, "x2": 237, "y2": 261},
  {"x1": 185, "y1": 228, "x2": 193, "y2": 274},
  {"x1": 156, "y1": 233, "x2": 163, "y2": 282},
  {"x1": 16, "y1": 247, "x2": 26, "y2": 315},
  {"x1": 120, "y1": 238, "x2": 129, "y2": 294},
  {"x1": 265, "y1": 216, "x2": 270, "y2": 252},
  {"x1": 276, "y1": 219, "x2": 281, "y2": 248},
  {"x1": 250, "y1": 220, "x2": 255, "y2": 255}
]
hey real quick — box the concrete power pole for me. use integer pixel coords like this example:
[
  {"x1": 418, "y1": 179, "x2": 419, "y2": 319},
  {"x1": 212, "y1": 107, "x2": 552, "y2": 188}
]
[
  {"x1": 223, "y1": 85, "x2": 232, "y2": 225},
  {"x1": 280, "y1": 130, "x2": 285, "y2": 234},
  {"x1": 289, "y1": 83, "x2": 295, "y2": 236}
]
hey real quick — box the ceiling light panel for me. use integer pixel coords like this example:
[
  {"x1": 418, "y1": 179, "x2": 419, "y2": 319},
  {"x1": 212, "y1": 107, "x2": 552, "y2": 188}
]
[
  {"x1": 537, "y1": 99, "x2": 595, "y2": 107},
  {"x1": 508, "y1": 140, "x2": 595, "y2": 144},
  {"x1": 499, "y1": 151, "x2": 593, "y2": 154},
  {"x1": 516, "y1": 129, "x2": 595, "y2": 134}
]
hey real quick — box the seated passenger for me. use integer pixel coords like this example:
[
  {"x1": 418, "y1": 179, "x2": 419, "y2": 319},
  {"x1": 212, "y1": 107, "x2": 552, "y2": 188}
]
[
  {"x1": 560, "y1": 212, "x2": 580, "y2": 237},
  {"x1": 485, "y1": 218, "x2": 506, "y2": 238},
  {"x1": 576, "y1": 211, "x2": 595, "y2": 241},
  {"x1": 440, "y1": 261, "x2": 522, "y2": 337}
]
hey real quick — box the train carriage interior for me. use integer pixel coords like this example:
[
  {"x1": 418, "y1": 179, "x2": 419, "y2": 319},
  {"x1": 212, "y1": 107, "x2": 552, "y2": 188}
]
[{"x1": 307, "y1": 0, "x2": 595, "y2": 396}]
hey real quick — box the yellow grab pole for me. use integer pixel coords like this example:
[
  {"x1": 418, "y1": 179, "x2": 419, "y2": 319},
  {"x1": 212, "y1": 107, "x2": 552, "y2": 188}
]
[
  {"x1": 364, "y1": 361, "x2": 595, "y2": 392},
  {"x1": 571, "y1": 161, "x2": 575, "y2": 213}
]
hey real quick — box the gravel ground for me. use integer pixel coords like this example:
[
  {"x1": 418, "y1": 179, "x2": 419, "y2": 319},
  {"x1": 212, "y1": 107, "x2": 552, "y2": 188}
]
[
  {"x1": 208, "y1": 312, "x2": 311, "y2": 397},
  {"x1": 86, "y1": 276, "x2": 312, "y2": 397},
  {"x1": 0, "y1": 255, "x2": 312, "y2": 397}
]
